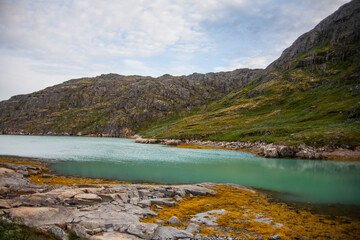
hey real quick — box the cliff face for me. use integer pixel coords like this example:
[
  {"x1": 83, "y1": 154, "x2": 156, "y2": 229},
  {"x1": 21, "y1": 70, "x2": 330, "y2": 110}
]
[
  {"x1": 0, "y1": 69, "x2": 262, "y2": 137},
  {"x1": 265, "y1": 0, "x2": 360, "y2": 74}
]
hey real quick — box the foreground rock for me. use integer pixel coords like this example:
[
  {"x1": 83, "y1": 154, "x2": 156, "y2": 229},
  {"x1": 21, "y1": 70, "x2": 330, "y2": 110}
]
[{"x1": 0, "y1": 165, "x2": 219, "y2": 240}]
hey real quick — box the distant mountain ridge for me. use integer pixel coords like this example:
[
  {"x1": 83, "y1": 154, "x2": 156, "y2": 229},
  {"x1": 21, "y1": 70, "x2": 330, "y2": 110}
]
[
  {"x1": 1, "y1": 0, "x2": 359, "y2": 147},
  {"x1": 0, "y1": 69, "x2": 262, "y2": 137}
]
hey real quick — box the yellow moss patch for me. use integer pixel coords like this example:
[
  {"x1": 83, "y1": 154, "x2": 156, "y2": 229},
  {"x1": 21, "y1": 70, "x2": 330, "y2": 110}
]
[
  {"x1": 141, "y1": 185, "x2": 360, "y2": 239},
  {"x1": 0, "y1": 157, "x2": 122, "y2": 186},
  {"x1": 29, "y1": 174, "x2": 121, "y2": 186},
  {"x1": 0, "y1": 157, "x2": 46, "y2": 167},
  {"x1": 174, "y1": 145, "x2": 232, "y2": 150}
]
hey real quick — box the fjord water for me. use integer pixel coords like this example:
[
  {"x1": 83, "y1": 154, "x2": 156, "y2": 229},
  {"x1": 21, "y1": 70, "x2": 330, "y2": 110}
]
[{"x1": 0, "y1": 135, "x2": 359, "y2": 205}]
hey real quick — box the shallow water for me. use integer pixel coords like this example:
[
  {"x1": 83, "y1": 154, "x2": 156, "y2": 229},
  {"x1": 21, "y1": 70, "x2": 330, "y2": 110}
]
[{"x1": 0, "y1": 135, "x2": 359, "y2": 205}]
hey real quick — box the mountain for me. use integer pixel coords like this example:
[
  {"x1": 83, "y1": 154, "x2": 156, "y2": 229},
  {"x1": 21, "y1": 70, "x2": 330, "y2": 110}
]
[
  {"x1": 0, "y1": 70, "x2": 262, "y2": 137},
  {"x1": 1, "y1": 0, "x2": 359, "y2": 148},
  {"x1": 141, "y1": 0, "x2": 360, "y2": 148}
]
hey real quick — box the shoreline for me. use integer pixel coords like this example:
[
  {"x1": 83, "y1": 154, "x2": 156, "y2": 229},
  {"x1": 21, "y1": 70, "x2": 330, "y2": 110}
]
[
  {"x1": 1, "y1": 132, "x2": 359, "y2": 161},
  {"x1": 1, "y1": 156, "x2": 360, "y2": 240},
  {"x1": 135, "y1": 137, "x2": 360, "y2": 161}
]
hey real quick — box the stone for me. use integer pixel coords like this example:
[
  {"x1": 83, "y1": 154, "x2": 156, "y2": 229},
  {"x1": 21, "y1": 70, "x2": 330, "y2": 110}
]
[
  {"x1": 124, "y1": 204, "x2": 158, "y2": 217},
  {"x1": 57, "y1": 189, "x2": 83, "y2": 201},
  {"x1": 27, "y1": 195, "x2": 47, "y2": 206},
  {"x1": 126, "y1": 223, "x2": 158, "y2": 239},
  {"x1": 186, "y1": 223, "x2": 199, "y2": 233},
  {"x1": 41, "y1": 174, "x2": 52, "y2": 178},
  {"x1": 118, "y1": 192, "x2": 129, "y2": 203},
  {"x1": 72, "y1": 224, "x2": 91, "y2": 239},
  {"x1": 167, "y1": 216, "x2": 181, "y2": 225},
  {"x1": 139, "y1": 198, "x2": 177, "y2": 207},
  {"x1": 74, "y1": 193, "x2": 102, "y2": 204},
  {"x1": 264, "y1": 147, "x2": 279, "y2": 158},
  {"x1": 174, "y1": 195, "x2": 183, "y2": 201},
  {"x1": 277, "y1": 146, "x2": 295, "y2": 157},
  {"x1": 47, "y1": 225, "x2": 68, "y2": 240},
  {"x1": 152, "y1": 226, "x2": 193, "y2": 240},
  {"x1": 181, "y1": 185, "x2": 217, "y2": 196},
  {"x1": 268, "y1": 235, "x2": 281, "y2": 240},
  {"x1": 98, "y1": 193, "x2": 118, "y2": 201}
]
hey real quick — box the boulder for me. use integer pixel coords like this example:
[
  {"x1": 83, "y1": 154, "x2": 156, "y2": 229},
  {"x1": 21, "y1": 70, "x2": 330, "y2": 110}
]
[
  {"x1": 126, "y1": 223, "x2": 158, "y2": 239},
  {"x1": 47, "y1": 225, "x2": 68, "y2": 240},
  {"x1": 167, "y1": 216, "x2": 181, "y2": 225},
  {"x1": 186, "y1": 223, "x2": 199, "y2": 233},
  {"x1": 264, "y1": 147, "x2": 279, "y2": 158},
  {"x1": 296, "y1": 150, "x2": 315, "y2": 159},
  {"x1": 277, "y1": 146, "x2": 295, "y2": 157},
  {"x1": 72, "y1": 224, "x2": 91, "y2": 239},
  {"x1": 152, "y1": 226, "x2": 192, "y2": 240}
]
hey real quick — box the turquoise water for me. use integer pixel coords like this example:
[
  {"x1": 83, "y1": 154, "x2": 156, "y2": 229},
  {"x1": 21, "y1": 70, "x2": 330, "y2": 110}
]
[{"x1": 0, "y1": 135, "x2": 359, "y2": 205}]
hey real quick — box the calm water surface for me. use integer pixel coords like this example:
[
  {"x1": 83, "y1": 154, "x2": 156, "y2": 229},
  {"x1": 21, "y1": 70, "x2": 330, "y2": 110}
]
[{"x1": 0, "y1": 135, "x2": 359, "y2": 205}]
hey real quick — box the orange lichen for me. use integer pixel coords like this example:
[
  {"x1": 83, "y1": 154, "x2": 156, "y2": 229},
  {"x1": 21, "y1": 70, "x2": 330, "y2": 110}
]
[
  {"x1": 0, "y1": 157, "x2": 46, "y2": 167},
  {"x1": 142, "y1": 185, "x2": 360, "y2": 239},
  {"x1": 174, "y1": 144, "x2": 259, "y2": 155},
  {"x1": 0, "y1": 157, "x2": 122, "y2": 186},
  {"x1": 174, "y1": 144, "x2": 232, "y2": 150},
  {"x1": 28, "y1": 173, "x2": 122, "y2": 186}
]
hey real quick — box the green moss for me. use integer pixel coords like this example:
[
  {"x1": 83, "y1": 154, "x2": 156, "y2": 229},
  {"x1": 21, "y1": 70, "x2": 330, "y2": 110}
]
[
  {"x1": 0, "y1": 217, "x2": 57, "y2": 240},
  {"x1": 141, "y1": 44, "x2": 360, "y2": 147}
]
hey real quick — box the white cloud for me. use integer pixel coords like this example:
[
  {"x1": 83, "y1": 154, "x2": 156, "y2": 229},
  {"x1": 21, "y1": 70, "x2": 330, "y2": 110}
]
[
  {"x1": 214, "y1": 54, "x2": 279, "y2": 72},
  {"x1": 0, "y1": 0, "x2": 352, "y2": 100}
]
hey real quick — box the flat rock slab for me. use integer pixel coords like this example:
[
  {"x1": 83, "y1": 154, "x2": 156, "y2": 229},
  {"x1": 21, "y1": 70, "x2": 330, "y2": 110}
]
[
  {"x1": 74, "y1": 193, "x2": 102, "y2": 204},
  {"x1": 90, "y1": 232, "x2": 142, "y2": 240},
  {"x1": 8, "y1": 207, "x2": 72, "y2": 227}
]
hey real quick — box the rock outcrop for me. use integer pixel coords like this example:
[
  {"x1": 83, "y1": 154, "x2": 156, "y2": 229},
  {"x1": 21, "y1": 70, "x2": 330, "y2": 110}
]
[
  {"x1": 0, "y1": 164, "x2": 221, "y2": 240},
  {"x1": 135, "y1": 137, "x2": 360, "y2": 160}
]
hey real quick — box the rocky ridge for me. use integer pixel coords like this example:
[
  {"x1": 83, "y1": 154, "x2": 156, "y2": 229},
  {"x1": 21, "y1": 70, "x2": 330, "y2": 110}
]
[{"x1": 0, "y1": 69, "x2": 262, "y2": 137}]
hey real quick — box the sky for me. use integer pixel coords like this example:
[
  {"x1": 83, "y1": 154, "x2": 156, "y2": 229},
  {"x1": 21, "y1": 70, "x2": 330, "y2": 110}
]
[{"x1": 0, "y1": 0, "x2": 350, "y2": 101}]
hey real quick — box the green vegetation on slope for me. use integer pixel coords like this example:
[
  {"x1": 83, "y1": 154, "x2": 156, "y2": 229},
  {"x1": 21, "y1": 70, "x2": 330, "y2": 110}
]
[{"x1": 141, "y1": 43, "x2": 360, "y2": 148}]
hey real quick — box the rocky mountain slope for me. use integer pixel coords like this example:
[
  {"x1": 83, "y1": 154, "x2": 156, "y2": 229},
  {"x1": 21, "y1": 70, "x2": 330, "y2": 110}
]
[
  {"x1": 1, "y1": 0, "x2": 359, "y2": 148},
  {"x1": 0, "y1": 69, "x2": 262, "y2": 137},
  {"x1": 141, "y1": 0, "x2": 360, "y2": 148}
]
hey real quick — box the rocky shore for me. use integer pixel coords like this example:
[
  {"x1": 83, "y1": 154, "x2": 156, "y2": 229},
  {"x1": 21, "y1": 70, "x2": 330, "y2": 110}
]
[
  {"x1": 135, "y1": 137, "x2": 360, "y2": 161},
  {"x1": 1, "y1": 157, "x2": 360, "y2": 240}
]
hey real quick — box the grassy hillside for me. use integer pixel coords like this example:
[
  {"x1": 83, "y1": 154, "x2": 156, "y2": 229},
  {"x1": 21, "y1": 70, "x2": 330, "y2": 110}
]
[{"x1": 141, "y1": 43, "x2": 360, "y2": 148}]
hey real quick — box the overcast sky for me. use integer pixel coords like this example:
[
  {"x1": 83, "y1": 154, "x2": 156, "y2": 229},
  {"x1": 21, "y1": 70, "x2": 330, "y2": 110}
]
[{"x1": 0, "y1": 0, "x2": 350, "y2": 101}]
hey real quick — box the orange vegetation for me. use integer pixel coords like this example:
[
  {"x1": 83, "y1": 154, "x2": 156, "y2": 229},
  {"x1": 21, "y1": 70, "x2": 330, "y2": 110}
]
[
  {"x1": 142, "y1": 185, "x2": 360, "y2": 239},
  {"x1": 0, "y1": 157, "x2": 121, "y2": 186}
]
